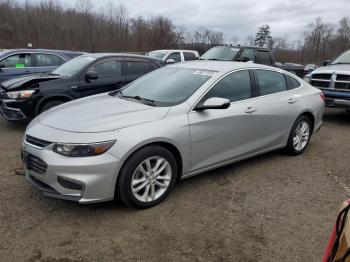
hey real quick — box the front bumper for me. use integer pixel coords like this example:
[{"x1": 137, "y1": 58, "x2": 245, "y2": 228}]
[
  {"x1": 0, "y1": 100, "x2": 28, "y2": 121},
  {"x1": 22, "y1": 142, "x2": 121, "y2": 203},
  {"x1": 320, "y1": 89, "x2": 350, "y2": 108}
]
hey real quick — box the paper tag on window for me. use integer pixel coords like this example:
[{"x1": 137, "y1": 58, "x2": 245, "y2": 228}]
[{"x1": 193, "y1": 70, "x2": 218, "y2": 77}]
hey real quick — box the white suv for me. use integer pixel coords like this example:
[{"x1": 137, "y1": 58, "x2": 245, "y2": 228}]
[{"x1": 146, "y1": 49, "x2": 199, "y2": 64}]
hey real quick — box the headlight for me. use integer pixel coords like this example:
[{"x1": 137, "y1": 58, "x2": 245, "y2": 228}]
[
  {"x1": 303, "y1": 74, "x2": 311, "y2": 83},
  {"x1": 6, "y1": 90, "x2": 36, "y2": 100},
  {"x1": 53, "y1": 141, "x2": 115, "y2": 157}
]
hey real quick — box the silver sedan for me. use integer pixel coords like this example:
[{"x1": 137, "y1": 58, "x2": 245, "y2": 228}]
[{"x1": 22, "y1": 61, "x2": 324, "y2": 208}]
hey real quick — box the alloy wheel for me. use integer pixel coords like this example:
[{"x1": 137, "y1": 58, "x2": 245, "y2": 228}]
[
  {"x1": 293, "y1": 121, "x2": 310, "y2": 151},
  {"x1": 131, "y1": 156, "x2": 172, "y2": 202}
]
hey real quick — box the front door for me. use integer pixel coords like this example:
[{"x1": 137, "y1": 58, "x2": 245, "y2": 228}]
[
  {"x1": 188, "y1": 70, "x2": 261, "y2": 172},
  {"x1": 77, "y1": 57, "x2": 125, "y2": 98}
]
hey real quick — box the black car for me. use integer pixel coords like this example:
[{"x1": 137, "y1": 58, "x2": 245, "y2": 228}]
[{"x1": 0, "y1": 53, "x2": 164, "y2": 121}]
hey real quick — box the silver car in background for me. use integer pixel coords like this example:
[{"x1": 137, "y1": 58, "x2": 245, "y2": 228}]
[{"x1": 22, "y1": 61, "x2": 324, "y2": 208}]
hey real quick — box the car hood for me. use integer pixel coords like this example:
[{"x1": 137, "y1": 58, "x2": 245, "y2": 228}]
[
  {"x1": 1, "y1": 74, "x2": 63, "y2": 91},
  {"x1": 38, "y1": 94, "x2": 170, "y2": 133},
  {"x1": 311, "y1": 64, "x2": 350, "y2": 75}
]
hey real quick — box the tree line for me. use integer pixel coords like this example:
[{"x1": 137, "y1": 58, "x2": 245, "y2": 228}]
[{"x1": 1, "y1": 0, "x2": 350, "y2": 65}]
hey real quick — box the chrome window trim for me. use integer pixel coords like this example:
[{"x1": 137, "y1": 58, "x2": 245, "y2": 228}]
[{"x1": 189, "y1": 67, "x2": 302, "y2": 112}]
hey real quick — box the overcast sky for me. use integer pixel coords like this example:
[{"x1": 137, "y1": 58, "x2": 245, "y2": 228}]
[{"x1": 32, "y1": 0, "x2": 350, "y2": 43}]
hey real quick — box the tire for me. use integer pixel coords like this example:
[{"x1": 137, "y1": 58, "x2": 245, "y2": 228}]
[
  {"x1": 285, "y1": 115, "x2": 312, "y2": 155},
  {"x1": 39, "y1": 100, "x2": 65, "y2": 113},
  {"x1": 117, "y1": 145, "x2": 178, "y2": 208}
]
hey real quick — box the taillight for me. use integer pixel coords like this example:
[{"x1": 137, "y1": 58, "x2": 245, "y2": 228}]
[{"x1": 320, "y1": 92, "x2": 325, "y2": 101}]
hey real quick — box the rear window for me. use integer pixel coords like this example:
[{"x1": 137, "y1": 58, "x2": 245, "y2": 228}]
[
  {"x1": 183, "y1": 52, "x2": 197, "y2": 61},
  {"x1": 256, "y1": 51, "x2": 272, "y2": 65},
  {"x1": 255, "y1": 70, "x2": 287, "y2": 96},
  {"x1": 127, "y1": 61, "x2": 150, "y2": 75},
  {"x1": 285, "y1": 75, "x2": 301, "y2": 90}
]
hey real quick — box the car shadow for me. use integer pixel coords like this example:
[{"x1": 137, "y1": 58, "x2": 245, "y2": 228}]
[{"x1": 323, "y1": 109, "x2": 350, "y2": 125}]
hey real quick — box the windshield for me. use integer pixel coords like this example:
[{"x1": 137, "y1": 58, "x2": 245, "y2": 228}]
[
  {"x1": 147, "y1": 51, "x2": 167, "y2": 59},
  {"x1": 51, "y1": 55, "x2": 96, "y2": 76},
  {"x1": 118, "y1": 67, "x2": 216, "y2": 106},
  {"x1": 201, "y1": 46, "x2": 239, "y2": 61},
  {"x1": 332, "y1": 50, "x2": 350, "y2": 65}
]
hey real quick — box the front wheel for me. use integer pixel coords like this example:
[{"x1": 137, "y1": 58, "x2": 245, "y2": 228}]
[
  {"x1": 116, "y1": 145, "x2": 178, "y2": 208},
  {"x1": 285, "y1": 115, "x2": 312, "y2": 155}
]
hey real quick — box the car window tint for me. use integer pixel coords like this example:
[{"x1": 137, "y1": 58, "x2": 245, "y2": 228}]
[
  {"x1": 204, "y1": 70, "x2": 252, "y2": 102},
  {"x1": 183, "y1": 52, "x2": 197, "y2": 61},
  {"x1": 127, "y1": 61, "x2": 150, "y2": 75},
  {"x1": 239, "y1": 49, "x2": 255, "y2": 61},
  {"x1": 285, "y1": 75, "x2": 301, "y2": 90},
  {"x1": 92, "y1": 59, "x2": 122, "y2": 78},
  {"x1": 167, "y1": 52, "x2": 181, "y2": 62},
  {"x1": 36, "y1": 54, "x2": 64, "y2": 67},
  {"x1": 255, "y1": 51, "x2": 272, "y2": 65},
  {"x1": 1, "y1": 54, "x2": 32, "y2": 68},
  {"x1": 256, "y1": 70, "x2": 287, "y2": 95}
]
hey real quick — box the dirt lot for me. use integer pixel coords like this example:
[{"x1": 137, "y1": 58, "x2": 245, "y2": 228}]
[{"x1": 0, "y1": 109, "x2": 349, "y2": 262}]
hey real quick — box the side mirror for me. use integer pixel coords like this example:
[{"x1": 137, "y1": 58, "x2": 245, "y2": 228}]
[
  {"x1": 85, "y1": 71, "x2": 98, "y2": 82},
  {"x1": 165, "y1": 58, "x2": 176, "y2": 64},
  {"x1": 323, "y1": 60, "x2": 330, "y2": 66},
  {"x1": 196, "y1": 97, "x2": 230, "y2": 111}
]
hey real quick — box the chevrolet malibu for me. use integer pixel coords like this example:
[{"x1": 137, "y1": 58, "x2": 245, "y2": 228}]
[{"x1": 22, "y1": 61, "x2": 324, "y2": 208}]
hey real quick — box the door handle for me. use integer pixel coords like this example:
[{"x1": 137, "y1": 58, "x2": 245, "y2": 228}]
[
  {"x1": 288, "y1": 98, "x2": 297, "y2": 104},
  {"x1": 245, "y1": 106, "x2": 257, "y2": 113}
]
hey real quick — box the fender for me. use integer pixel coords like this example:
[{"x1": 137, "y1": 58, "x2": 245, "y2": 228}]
[{"x1": 35, "y1": 94, "x2": 75, "y2": 115}]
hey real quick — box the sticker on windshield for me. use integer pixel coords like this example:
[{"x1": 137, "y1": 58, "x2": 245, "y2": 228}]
[
  {"x1": 193, "y1": 70, "x2": 218, "y2": 77},
  {"x1": 230, "y1": 48, "x2": 240, "y2": 52},
  {"x1": 16, "y1": 64, "x2": 25, "y2": 68}
]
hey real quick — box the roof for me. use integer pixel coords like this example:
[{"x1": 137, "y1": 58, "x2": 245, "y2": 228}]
[
  {"x1": 170, "y1": 60, "x2": 274, "y2": 72},
  {"x1": 82, "y1": 53, "x2": 163, "y2": 62},
  {"x1": 2, "y1": 48, "x2": 84, "y2": 54},
  {"x1": 149, "y1": 49, "x2": 198, "y2": 53},
  {"x1": 215, "y1": 45, "x2": 270, "y2": 51}
]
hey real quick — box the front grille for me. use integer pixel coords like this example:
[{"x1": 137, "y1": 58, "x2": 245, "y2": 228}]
[
  {"x1": 311, "y1": 80, "x2": 330, "y2": 88},
  {"x1": 337, "y1": 75, "x2": 350, "y2": 81},
  {"x1": 334, "y1": 82, "x2": 350, "y2": 90},
  {"x1": 312, "y1": 74, "x2": 332, "y2": 80},
  {"x1": 25, "y1": 135, "x2": 52, "y2": 148},
  {"x1": 26, "y1": 154, "x2": 48, "y2": 174}
]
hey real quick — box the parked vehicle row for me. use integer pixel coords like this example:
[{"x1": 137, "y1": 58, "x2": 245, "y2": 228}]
[
  {"x1": 0, "y1": 53, "x2": 164, "y2": 121},
  {"x1": 0, "y1": 49, "x2": 84, "y2": 81},
  {"x1": 304, "y1": 49, "x2": 350, "y2": 110},
  {"x1": 200, "y1": 46, "x2": 305, "y2": 77}
]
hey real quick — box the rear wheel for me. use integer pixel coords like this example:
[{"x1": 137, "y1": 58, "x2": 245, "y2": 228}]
[
  {"x1": 285, "y1": 115, "x2": 312, "y2": 155},
  {"x1": 39, "y1": 100, "x2": 65, "y2": 113},
  {"x1": 117, "y1": 145, "x2": 178, "y2": 208}
]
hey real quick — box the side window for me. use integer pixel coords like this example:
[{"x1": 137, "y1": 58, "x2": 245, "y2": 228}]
[
  {"x1": 127, "y1": 61, "x2": 150, "y2": 75},
  {"x1": 167, "y1": 52, "x2": 181, "y2": 63},
  {"x1": 91, "y1": 59, "x2": 122, "y2": 78},
  {"x1": 36, "y1": 54, "x2": 64, "y2": 67},
  {"x1": 183, "y1": 52, "x2": 197, "y2": 61},
  {"x1": 204, "y1": 70, "x2": 252, "y2": 102},
  {"x1": 255, "y1": 51, "x2": 272, "y2": 65},
  {"x1": 255, "y1": 70, "x2": 287, "y2": 96},
  {"x1": 285, "y1": 75, "x2": 301, "y2": 90},
  {"x1": 239, "y1": 49, "x2": 255, "y2": 61},
  {"x1": 1, "y1": 54, "x2": 32, "y2": 68}
]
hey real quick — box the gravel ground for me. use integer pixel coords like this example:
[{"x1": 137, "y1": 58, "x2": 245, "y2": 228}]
[{"x1": 0, "y1": 109, "x2": 349, "y2": 262}]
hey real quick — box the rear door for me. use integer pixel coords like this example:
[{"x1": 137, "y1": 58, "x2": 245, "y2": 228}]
[
  {"x1": 33, "y1": 53, "x2": 65, "y2": 74},
  {"x1": 76, "y1": 57, "x2": 125, "y2": 98},
  {"x1": 249, "y1": 69, "x2": 301, "y2": 149},
  {"x1": 0, "y1": 53, "x2": 34, "y2": 81},
  {"x1": 255, "y1": 50, "x2": 273, "y2": 66}
]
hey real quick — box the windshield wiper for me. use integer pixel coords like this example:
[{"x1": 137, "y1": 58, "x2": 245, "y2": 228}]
[{"x1": 118, "y1": 91, "x2": 156, "y2": 106}]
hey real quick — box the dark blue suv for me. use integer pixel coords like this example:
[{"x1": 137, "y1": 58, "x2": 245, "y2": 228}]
[{"x1": 0, "y1": 49, "x2": 84, "y2": 82}]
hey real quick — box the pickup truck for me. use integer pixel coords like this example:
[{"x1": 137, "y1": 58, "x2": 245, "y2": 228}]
[
  {"x1": 200, "y1": 46, "x2": 305, "y2": 77},
  {"x1": 304, "y1": 49, "x2": 350, "y2": 109}
]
